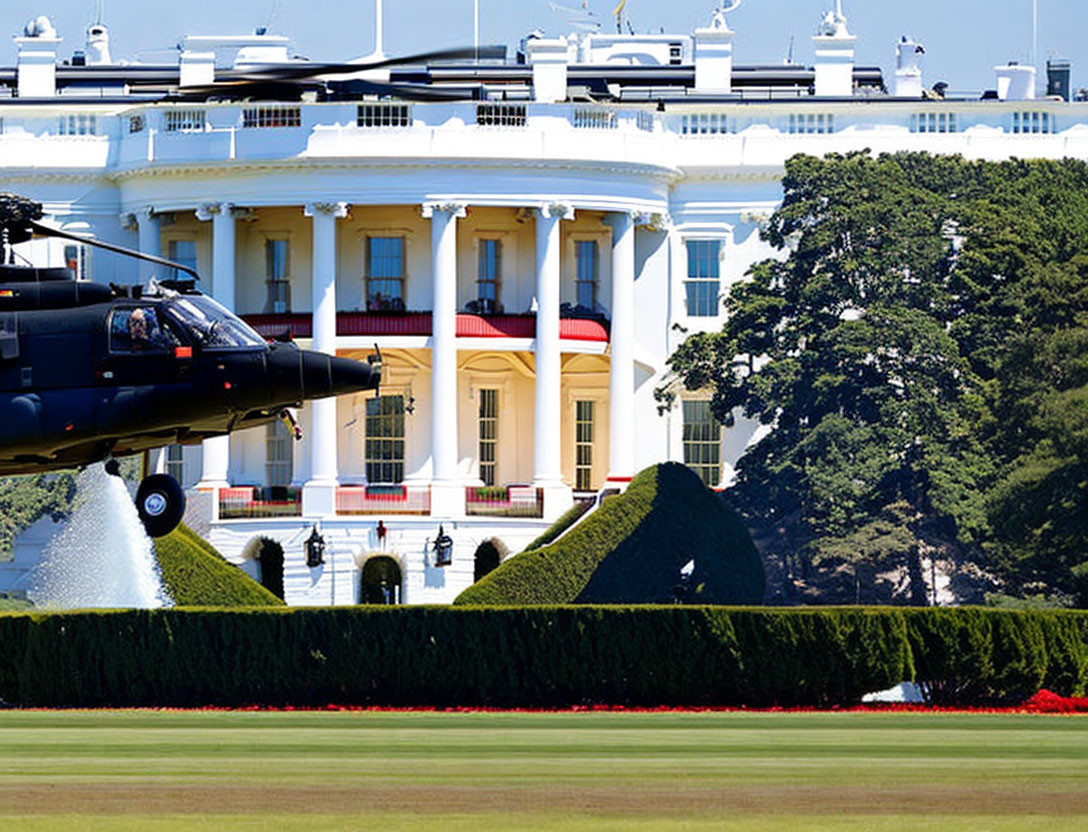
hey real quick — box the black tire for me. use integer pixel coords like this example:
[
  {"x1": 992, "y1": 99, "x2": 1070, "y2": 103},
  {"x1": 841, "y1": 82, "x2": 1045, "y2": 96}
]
[{"x1": 135, "y1": 474, "x2": 186, "y2": 538}]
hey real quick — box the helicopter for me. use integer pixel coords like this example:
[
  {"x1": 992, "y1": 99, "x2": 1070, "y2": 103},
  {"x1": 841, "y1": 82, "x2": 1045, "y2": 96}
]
[{"x1": 0, "y1": 192, "x2": 380, "y2": 538}]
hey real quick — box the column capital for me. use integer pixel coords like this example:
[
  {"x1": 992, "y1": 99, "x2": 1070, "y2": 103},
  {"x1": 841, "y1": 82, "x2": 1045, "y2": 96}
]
[
  {"x1": 304, "y1": 201, "x2": 350, "y2": 219},
  {"x1": 634, "y1": 211, "x2": 671, "y2": 231},
  {"x1": 195, "y1": 202, "x2": 231, "y2": 222},
  {"x1": 421, "y1": 201, "x2": 467, "y2": 219},
  {"x1": 118, "y1": 212, "x2": 138, "y2": 231},
  {"x1": 535, "y1": 202, "x2": 575, "y2": 221}
]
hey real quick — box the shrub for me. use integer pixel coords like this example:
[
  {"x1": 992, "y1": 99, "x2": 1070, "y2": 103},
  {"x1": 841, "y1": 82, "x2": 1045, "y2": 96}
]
[
  {"x1": 154, "y1": 524, "x2": 284, "y2": 607},
  {"x1": 455, "y1": 463, "x2": 765, "y2": 606}
]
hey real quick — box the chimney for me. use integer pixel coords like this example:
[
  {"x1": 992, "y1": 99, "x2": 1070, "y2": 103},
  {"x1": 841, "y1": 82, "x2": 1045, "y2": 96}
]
[
  {"x1": 180, "y1": 50, "x2": 216, "y2": 88},
  {"x1": 14, "y1": 16, "x2": 62, "y2": 98},
  {"x1": 995, "y1": 62, "x2": 1036, "y2": 101},
  {"x1": 526, "y1": 37, "x2": 569, "y2": 103},
  {"x1": 85, "y1": 22, "x2": 111, "y2": 65},
  {"x1": 693, "y1": 7, "x2": 735, "y2": 93},
  {"x1": 894, "y1": 36, "x2": 924, "y2": 98},
  {"x1": 1047, "y1": 58, "x2": 1071, "y2": 101},
  {"x1": 812, "y1": 1, "x2": 855, "y2": 97}
]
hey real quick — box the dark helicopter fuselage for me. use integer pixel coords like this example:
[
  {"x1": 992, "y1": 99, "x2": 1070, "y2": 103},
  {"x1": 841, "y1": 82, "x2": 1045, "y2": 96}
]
[{"x1": 0, "y1": 266, "x2": 378, "y2": 475}]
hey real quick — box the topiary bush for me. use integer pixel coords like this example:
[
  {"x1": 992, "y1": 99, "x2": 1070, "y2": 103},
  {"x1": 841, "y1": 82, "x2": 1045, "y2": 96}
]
[
  {"x1": 455, "y1": 463, "x2": 765, "y2": 606},
  {"x1": 154, "y1": 524, "x2": 284, "y2": 607}
]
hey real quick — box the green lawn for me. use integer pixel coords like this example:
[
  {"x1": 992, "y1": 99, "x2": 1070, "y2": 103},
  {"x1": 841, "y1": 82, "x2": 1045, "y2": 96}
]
[{"x1": 0, "y1": 711, "x2": 1085, "y2": 830}]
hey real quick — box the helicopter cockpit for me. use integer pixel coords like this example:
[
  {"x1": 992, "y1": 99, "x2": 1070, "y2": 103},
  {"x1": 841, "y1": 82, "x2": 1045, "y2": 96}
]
[{"x1": 110, "y1": 281, "x2": 268, "y2": 354}]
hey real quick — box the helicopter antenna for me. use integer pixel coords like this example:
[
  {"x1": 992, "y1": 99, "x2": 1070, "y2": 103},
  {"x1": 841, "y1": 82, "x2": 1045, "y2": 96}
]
[
  {"x1": 265, "y1": 0, "x2": 283, "y2": 34},
  {"x1": 786, "y1": 34, "x2": 794, "y2": 65},
  {"x1": 95, "y1": 0, "x2": 105, "y2": 25}
]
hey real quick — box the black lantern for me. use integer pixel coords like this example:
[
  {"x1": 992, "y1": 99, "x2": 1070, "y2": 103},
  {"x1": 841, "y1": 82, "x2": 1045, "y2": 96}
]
[
  {"x1": 432, "y1": 525, "x2": 453, "y2": 567},
  {"x1": 304, "y1": 525, "x2": 326, "y2": 568}
]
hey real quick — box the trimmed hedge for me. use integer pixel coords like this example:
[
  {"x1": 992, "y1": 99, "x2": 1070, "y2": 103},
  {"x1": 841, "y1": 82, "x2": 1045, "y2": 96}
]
[
  {"x1": 0, "y1": 606, "x2": 1083, "y2": 709},
  {"x1": 456, "y1": 463, "x2": 765, "y2": 605},
  {"x1": 154, "y1": 524, "x2": 284, "y2": 608}
]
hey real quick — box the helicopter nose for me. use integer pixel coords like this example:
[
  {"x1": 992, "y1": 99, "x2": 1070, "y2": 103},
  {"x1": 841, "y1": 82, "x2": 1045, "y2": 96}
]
[
  {"x1": 266, "y1": 343, "x2": 380, "y2": 406},
  {"x1": 299, "y1": 350, "x2": 380, "y2": 400}
]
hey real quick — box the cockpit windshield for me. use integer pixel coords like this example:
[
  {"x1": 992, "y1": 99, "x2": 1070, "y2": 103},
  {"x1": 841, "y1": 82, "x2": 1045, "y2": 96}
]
[{"x1": 165, "y1": 295, "x2": 267, "y2": 349}]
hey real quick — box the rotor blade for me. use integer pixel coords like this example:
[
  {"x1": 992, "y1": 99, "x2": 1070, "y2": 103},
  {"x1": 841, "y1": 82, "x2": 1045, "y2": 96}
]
[
  {"x1": 29, "y1": 220, "x2": 201, "y2": 281},
  {"x1": 211, "y1": 45, "x2": 507, "y2": 84}
]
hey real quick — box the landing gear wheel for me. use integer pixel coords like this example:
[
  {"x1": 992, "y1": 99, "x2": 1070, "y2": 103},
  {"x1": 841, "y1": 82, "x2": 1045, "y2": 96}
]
[{"x1": 135, "y1": 474, "x2": 185, "y2": 539}]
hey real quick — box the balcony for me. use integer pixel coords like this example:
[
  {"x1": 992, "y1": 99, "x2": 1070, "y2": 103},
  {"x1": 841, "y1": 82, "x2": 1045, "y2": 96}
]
[
  {"x1": 465, "y1": 485, "x2": 544, "y2": 518},
  {"x1": 242, "y1": 312, "x2": 610, "y2": 342},
  {"x1": 219, "y1": 486, "x2": 301, "y2": 519},
  {"x1": 336, "y1": 485, "x2": 431, "y2": 515}
]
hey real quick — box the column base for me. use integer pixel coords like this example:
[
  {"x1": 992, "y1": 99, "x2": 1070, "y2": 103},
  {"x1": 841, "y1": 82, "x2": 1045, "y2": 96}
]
[
  {"x1": 430, "y1": 482, "x2": 465, "y2": 520},
  {"x1": 535, "y1": 481, "x2": 574, "y2": 522},
  {"x1": 302, "y1": 480, "x2": 338, "y2": 518}
]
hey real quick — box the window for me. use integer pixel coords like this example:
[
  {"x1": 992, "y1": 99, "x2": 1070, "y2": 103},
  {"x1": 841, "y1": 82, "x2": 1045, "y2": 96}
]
[
  {"x1": 787, "y1": 113, "x2": 835, "y2": 134},
  {"x1": 476, "y1": 239, "x2": 502, "y2": 313},
  {"x1": 476, "y1": 103, "x2": 527, "y2": 127},
  {"x1": 680, "y1": 113, "x2": 731, "y2": 135},
  {"x1": 366, "y1": 236, "x2": 405, "y2": 311},
  {"x1": 1012, "y1": 111, "x2": 1055, "y2": 134},
  {"x1": 365, "y1": 395, "x2": 405, "y2": 484},
  {"x1": 911, "y1": 112, "x2": 957, "y2": 133},
  {"x1": 58, "y1": 114, "x2": 97, "y2": 136},
  {"x1": 575, "y1": 400, "x2": 594, "y2": 491},
  {"x1": 164, "y1": 110, "x2": 205, "y2": 133},
  {"x1": 264, "y1": 239, "x2": 291, "y2": 313},
  {"x1": 357, "y1": 103, "x2": 411, "y2": 128},
  {"x1": 265, "y1": 421, "x2": 293, "y2": 488},
  {"x1": 63, "y1": 244, "x2": 90, "y2": 280},
  {"x1": 167, "y1": 239, "x2": 197, "y2": 281},
  {"x1": 478, "y1": 389, "x2": 498, "y2": 486},
  {"x1": 108, "y1": 306, "x2": 180, "y2": 353},
  {"x1": 683, "y1": 400, "x2": 721, "y2": 487},
  {"x1": 242, "y1": 106, "x2": 301, "y2": 129},
  {"x1": 685, "y1": 240, "x2": 721, "y2": 317},
  {"x1": 166, "y1": 445, "x2": 185, "y2": 484},
  {"x1": 575, "y1": 240, "x2": 599, "y2": 310}
]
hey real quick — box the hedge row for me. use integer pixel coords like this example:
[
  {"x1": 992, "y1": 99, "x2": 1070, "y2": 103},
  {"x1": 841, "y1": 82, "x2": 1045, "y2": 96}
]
[{"x1": 0, "y1": 606, "x2": 1084, "y2": 709}]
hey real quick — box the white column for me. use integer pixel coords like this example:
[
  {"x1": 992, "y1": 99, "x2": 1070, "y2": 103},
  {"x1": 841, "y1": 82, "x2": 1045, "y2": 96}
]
[
  {"x1": 194, "y1": 202, "x2": 236, "y2": 492},
  {"x1": 136, "y1": 206, "x2": 161, "y2": 284},
  {"x1": 422, "y1": 202, "x2": 466, "y2": 518},
  {"x1": 303, "y1": 202, "x2": 349, "y2": 518},
  {"x1": 604, "y1": 211, "x2": 636, "y2": 484},
  {"x1": 534, "y1": 203, "x2": 574, "y2": 520}
]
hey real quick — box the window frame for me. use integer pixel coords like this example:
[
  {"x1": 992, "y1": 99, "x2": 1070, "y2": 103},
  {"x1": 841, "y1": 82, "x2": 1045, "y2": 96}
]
[
  {"x1": 683, "y1": 238, "x2": 723, "y2": 318},
  {"x1": 682, "y1": 398, "x2": 722, "y2": 488},
  {"x1": 365, "y1": 235, "x2": 407, "y2": 312},
  {"x1": 365, "y1": 394, "x2": 406, "y2": 484}
]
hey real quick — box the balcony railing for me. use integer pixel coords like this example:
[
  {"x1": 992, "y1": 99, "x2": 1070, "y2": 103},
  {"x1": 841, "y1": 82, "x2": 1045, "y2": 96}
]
[
  {"x1": 219, "y1": 486, "x2": 302, "y2": 519},
  {"x1": 336, "y1": 485, "x2": 431, "y2": 515},
  {"x1": 465, "y1": 485, "x2": 544, "y2": 518},
  {"x1": 242, "y1": 312, "x2": 610, "y2": 342}
]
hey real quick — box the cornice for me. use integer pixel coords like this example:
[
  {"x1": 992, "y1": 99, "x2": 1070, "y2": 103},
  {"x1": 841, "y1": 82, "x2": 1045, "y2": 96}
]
[{"x1": 107, "y1": 156, "x2": 683, "y2": 184}]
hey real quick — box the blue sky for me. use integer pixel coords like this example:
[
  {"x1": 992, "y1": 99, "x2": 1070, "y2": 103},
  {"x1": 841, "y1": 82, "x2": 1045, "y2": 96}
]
[{"x1": 3, "y1": 1, "x2": 1082, "y2": 94}]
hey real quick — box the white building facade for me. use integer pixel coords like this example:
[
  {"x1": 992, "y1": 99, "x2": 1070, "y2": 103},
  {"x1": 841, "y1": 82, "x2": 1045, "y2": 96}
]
[{"x1": 3, "y1": 6, "x2": 1087, "y2": 604}]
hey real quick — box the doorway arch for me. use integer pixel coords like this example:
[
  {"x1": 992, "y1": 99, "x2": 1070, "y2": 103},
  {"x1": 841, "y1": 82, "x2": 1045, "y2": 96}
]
[
  {"x1": 473, "y1": 538, "x2": 508, "y2": 583},
  {"x1": 243, "y1": 536, "x2": 285, "y2": 601},
  {"x1": 359, "y1": 555, "x2": 402, "y2": 605}
]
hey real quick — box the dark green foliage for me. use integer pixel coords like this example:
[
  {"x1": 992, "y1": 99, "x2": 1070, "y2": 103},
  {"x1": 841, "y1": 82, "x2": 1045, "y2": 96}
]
[
  {"x1": 0, "y1": 473, "x2": 76, "y2": 559},
  {"x1": 658, "y1": 152, "x2": 1088, "y2": 604},
  {"x1": 522, "y1": 500, "x2": 594, "y2": 553},
  {"x1": 0, "y1": 606, "x2": 1081, "y2": 709},
  {"x1": 154, "y1": 524, "x2": 283, "y2": 607},
  {"x1": 455, "y1": 463, "x2": 765, "y2": 606}
]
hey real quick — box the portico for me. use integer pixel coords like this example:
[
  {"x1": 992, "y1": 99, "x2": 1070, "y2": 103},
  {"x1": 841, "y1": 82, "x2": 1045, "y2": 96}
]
[{"x1": 134, "y1": 198, "x2": 648, "y2": 523}]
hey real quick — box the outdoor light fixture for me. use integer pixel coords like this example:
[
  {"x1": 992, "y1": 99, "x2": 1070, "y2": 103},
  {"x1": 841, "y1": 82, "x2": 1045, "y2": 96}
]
[
  {"x1": 305, "y1": 525, "x2": 326, "y2": 568},
  {"x1": 432, "y1": 525, "x2": 453, "y2": 567}
]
